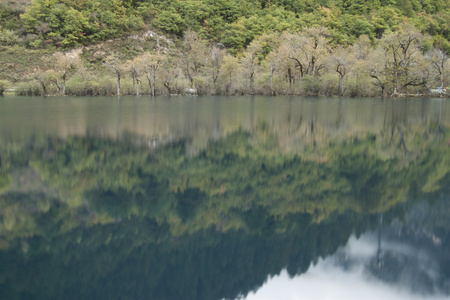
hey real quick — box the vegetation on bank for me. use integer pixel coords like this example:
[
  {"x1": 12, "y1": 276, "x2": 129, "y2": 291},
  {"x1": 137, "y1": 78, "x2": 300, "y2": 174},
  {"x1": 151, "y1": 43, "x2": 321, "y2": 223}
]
[{"x1": 0, "y1": 0, "x2": 449, "y2": 97}]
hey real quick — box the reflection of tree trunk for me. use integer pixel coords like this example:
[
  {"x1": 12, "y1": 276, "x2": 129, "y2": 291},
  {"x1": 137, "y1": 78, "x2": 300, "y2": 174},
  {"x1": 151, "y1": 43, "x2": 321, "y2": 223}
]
[
  {"x1": 377, "y1": 213, "x2": 383, "y2": 268},
  {"x1": 336, "y1": 98, "x2": 343, "y2": 128},
  {"x1": 116, "y1": 97, "x2": 121, "y2": 141},
  {"x1": 398, "y1": 125, "x2": 407, "y2": 155}
]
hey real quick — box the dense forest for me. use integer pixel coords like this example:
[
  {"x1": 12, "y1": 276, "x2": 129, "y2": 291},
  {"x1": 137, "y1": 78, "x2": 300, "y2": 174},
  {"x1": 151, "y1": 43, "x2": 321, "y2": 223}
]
[{"x1": 0, "y1": 0, "x2": 449, "y2": 96}]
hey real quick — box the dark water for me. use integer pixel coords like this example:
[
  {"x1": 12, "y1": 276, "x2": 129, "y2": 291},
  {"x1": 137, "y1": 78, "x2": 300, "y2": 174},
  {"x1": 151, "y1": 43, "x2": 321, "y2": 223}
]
[{"x1": 0, "y1": 96, "x2": 449, "y2": 300}]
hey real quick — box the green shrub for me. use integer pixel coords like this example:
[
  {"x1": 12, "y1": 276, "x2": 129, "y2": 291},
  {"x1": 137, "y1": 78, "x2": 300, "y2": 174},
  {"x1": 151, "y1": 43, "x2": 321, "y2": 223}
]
[
  {"x1": 0, "y1": 80, "x2": 9, "y2": 94},
  {"x1": 16, "y1": 81, "x2": 42, "y2": 96},
  {"x1": 301, "y1": 75, "x2": 321, "y2": 96},
  {"x1": 0, "y1": 29, "x2": 20, "y2": 46},
  {"x1": 98, "y1": 77, "x2": 116, "y2": 96},
  {"x1": 319, "y1": 73, "x2": 339, "y2": 96}
]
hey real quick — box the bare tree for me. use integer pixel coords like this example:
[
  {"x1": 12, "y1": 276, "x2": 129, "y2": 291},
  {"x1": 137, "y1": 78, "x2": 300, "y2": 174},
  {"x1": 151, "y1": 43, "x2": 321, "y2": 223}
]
[
  {"x1": 32, "y1": 68, "x2": 55, "y2": 96},
  {"x1": 241, "y1": 38, "x2": 265, "y2": 94},
  {"x1": 208, "y1": 43, "x2": 226, "y2": 94},
  {"x1": 52, "y1": 52, "x2": 82, "y2": 95},
  {"x1": 159, "y1": 55, "x2": 180, "y2": 95},
  {"x1": 180, "y1": 30, "x2": 207, "y2": 89},
  {"x1": 105, "y1": 54, "x2": 125, "y2": 96},
  {"x1": 126, "y1": 57, "x2": 144, "y2": 96},
  {"x1": 218, "y1": 54, "x2": 239, "y2": 95},
  {"x1": 426, "y1": 46, "x2": 449, "y2": 88},
  {"x1": 138, "y1": 51, "x2": 164, "y2": 97},
  {"x1": 376, "y1": 23, "x2": 429, "y2": 95},
  {"x1": 279, "y1": 27, "x2": 330, "y2": 87},
  {"x1": 327, "y1": 46, "x2": 354, "y2": 96}
]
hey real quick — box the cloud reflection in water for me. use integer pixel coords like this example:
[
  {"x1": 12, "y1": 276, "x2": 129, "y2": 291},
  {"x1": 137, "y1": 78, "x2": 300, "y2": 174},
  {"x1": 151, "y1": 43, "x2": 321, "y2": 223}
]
[{"x1": 237, "y1": 234, "x2": 448, "y2": 300}]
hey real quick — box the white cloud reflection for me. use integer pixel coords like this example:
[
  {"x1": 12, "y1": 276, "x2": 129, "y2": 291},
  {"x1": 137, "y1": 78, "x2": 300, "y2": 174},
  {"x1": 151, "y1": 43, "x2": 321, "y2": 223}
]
[{"x1": 236, "y1": 234, "x2": 448, "y2": 300}]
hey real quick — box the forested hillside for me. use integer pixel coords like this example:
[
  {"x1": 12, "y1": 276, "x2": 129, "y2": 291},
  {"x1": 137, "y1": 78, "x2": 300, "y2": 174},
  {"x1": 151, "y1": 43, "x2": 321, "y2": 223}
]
[{"x1": 0, "y1": 0, "x2": 449, "y2": 96}]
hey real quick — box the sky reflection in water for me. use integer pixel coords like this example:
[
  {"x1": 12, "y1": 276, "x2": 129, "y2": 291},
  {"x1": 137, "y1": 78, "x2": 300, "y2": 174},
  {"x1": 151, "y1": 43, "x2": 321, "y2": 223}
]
[{"x1": 240, "y1": 234, "x2": 448, "y2": 300}]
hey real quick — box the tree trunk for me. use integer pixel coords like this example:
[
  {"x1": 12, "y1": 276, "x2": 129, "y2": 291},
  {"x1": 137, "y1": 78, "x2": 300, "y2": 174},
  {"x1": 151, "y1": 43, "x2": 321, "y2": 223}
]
[
  {"x1": 250, "y1": 71, "x2": 254, "y2": 95},
  {"x1": 136, "y1": 79, "x2": 140, "y2": 96},
  {"x1": 151, "y1": 75, "x2": 155, "y2": 97},
  {"x1": 270, "y1": 67, "x2": 275, "y2": 96},
  {"x1": 116, "y1": 71, "x2": 121, "y2": 96}
]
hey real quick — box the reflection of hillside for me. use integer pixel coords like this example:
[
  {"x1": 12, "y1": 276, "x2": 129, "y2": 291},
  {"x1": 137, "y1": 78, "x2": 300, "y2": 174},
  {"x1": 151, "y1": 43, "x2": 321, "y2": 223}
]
[
  {"x1": 0, "y1": 124, "x2": 449, "y2": 299},
  {"x1": 1, "y1": 123, "x2": 449, "y2": 240},
  {"x1": 0, "y1": 212, "x2": 379, "y2": 300}
]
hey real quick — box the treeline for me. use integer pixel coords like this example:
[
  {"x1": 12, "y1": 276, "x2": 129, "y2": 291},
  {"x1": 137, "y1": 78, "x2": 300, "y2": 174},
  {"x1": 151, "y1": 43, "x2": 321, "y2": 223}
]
[
  {"x1": 9, "y1": 24, "x2": 450, "y2": 97},
  {"x1": 0, "y1": 0, "x2": 449, "y2": 97}
]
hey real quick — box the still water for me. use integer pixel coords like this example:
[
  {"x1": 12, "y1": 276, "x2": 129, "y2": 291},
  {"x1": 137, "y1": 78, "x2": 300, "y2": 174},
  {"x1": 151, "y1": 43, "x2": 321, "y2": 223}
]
[{"x1": 0, "y1": 96, "x2": 449, "y2": 300}]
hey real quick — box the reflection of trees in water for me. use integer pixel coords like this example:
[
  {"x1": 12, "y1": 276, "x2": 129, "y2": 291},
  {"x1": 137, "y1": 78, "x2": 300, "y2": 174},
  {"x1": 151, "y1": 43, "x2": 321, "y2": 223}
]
[
  {"x1": 367, "y1": 198, "x2": 450, "y2": 296},
  {"x1": 0, "y1": 120, "x2": 449, "y2": 299},
  {"x1": 0, "y1": 210, "x2": 381, "y2": 300},
  {"x1": 0, "y1": 123, "x2": 449, "y2": 239}
]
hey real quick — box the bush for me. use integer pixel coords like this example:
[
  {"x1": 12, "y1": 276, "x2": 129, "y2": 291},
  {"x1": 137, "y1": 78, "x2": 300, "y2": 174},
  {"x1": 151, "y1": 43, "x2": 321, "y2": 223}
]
[
  {"x1": 98, "y1": 77, "x2": 116, "y2": 96},
  {"x1": 345, "y1": 76, "x2": 379, "y2": 97},
  {"x1": 301, "y1": 75, "x2": 321, "y2": 96},
  {"x1": 15, "y1": 81, "x2": 42, "y2": 96},
  {"x1": 0, "y1": 29, "x2": 20, "y2": 46},
  {"x1": 0, "y1": 80, "x2": 9, "y2": 94},
  {"x1": 319, "y1": 73, "x2": 339, "y2": 96}
]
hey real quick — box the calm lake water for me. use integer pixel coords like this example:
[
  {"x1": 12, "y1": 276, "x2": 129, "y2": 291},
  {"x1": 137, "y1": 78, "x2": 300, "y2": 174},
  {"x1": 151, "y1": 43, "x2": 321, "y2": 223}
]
[{"x1": 0, "y1": 96, "x2": 449, "y2": 300}]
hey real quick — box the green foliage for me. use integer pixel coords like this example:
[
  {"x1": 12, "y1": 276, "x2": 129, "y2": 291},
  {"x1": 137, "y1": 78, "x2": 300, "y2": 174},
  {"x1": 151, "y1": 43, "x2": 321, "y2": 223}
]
[
  {"x1": 0, "y1": 80, "x2": 9, "y2": 95},
  {"x1": 0, "y1": 0, "x2": 447, "y2": 52},
  {"x1": 0, "y1": 29, "x2": 20, "y2": 46},
  {"x1": 153, "y1": 9, "x2": 186, "y2": 36},
  {"x1": 15, "y1": 80, "x2": 43, "y2": 96}
]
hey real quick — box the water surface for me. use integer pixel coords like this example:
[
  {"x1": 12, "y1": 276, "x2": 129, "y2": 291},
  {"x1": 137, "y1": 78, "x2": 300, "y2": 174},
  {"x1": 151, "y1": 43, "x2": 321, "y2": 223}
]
[{"x1": 0, "y1": 96, "x2": 449, "y2": 299}]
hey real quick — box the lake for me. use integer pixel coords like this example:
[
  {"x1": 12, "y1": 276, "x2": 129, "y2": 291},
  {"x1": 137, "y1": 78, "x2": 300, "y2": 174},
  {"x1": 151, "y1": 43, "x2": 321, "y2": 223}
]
[{"x1": 0, "y1": 95, "x2": 449, "y2": 300}]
